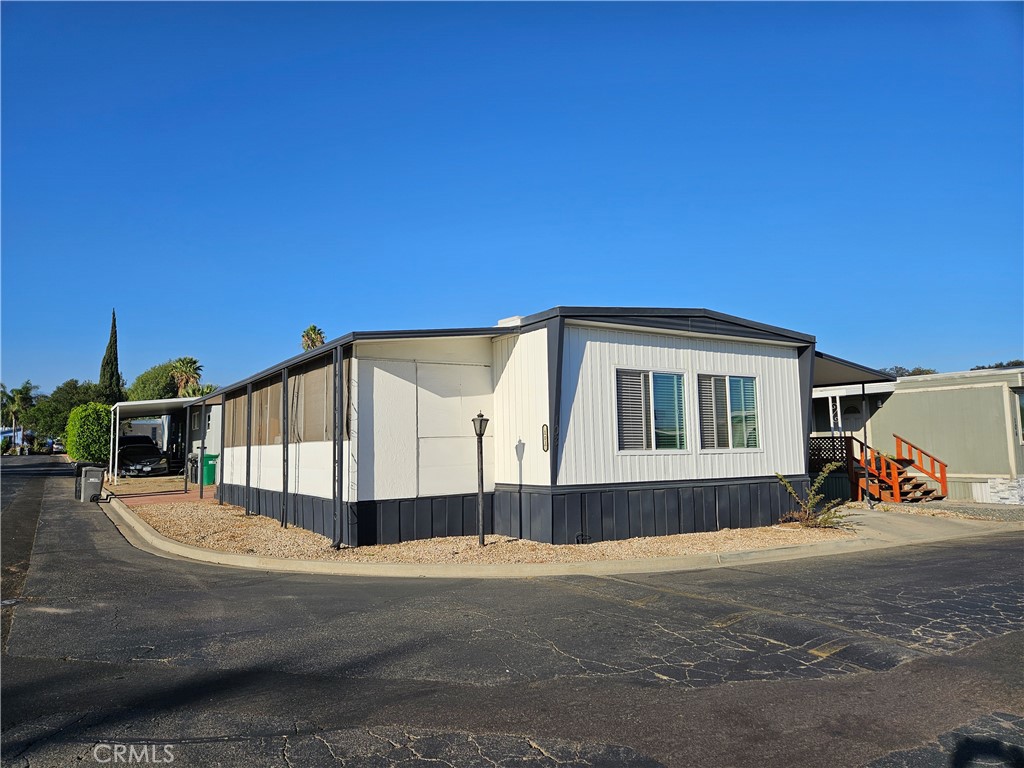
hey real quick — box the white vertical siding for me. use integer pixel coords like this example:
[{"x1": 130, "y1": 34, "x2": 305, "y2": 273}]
[
  {"x1": 225, "y1": 441, "x2": 333, "y2": 499},
  {"x1": 287, "y1": 441, "x2": 333, "y2": 499},
  {"x1": 357, "y1": 359, "x2": 418, "y2": 500},
  {"x1": 249, "y1": 444, "x2": 283, "y2": 492},
  {"x1": 558, "y1": 325, "x2": 806, "y2": 485},
  {"x1": 188, "y1": 408, "x2": 222, "y2": 457},
  {"x1": 491, "y1": 327, "x2": 550, "y2": 486},
  {"x1": 355, "y1": 338, "x2": 496, "y2": 501},
  {"x1": 223, "y1": 446, "x2": 246, "y2": 486},
  {"x1": 417, "y1": 362, "x2": 493, "y2": 496}
]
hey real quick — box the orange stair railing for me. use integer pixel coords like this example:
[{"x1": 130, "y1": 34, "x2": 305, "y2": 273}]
[
  {"x1": 894, "y1": 434, "x2": 948, "y2": 497},
  {"x1": 847, "y1": 436, "x2": 904, "y2": 502}
]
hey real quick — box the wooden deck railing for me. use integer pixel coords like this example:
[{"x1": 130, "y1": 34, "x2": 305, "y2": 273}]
[
  {"x1": 894, "y1": 434, "x2": 948, "y2": 497},
  {"x1": 848, "y1": 435, "x2": 904, "y2": 502}
]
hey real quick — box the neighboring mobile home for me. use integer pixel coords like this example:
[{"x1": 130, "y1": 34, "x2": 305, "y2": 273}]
[
  {"x1": 191, "y1": 307, "x2": 889, "y2": 547},
  {"x1": 813, "y1": 367, "x2": 1024, "y2": 504}
]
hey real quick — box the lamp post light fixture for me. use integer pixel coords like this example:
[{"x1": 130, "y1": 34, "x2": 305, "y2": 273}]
[{"x1": 472, "y1": 411, "x2": 489, "y2": 546}]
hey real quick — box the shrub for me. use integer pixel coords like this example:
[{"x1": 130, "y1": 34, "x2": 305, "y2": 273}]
[
  {"x1": 0, "y1": 437, "x2": 10, "y2": 455},
  {"x1": 66, "y1": 402, "x2": 111, "y2": 463},
  {"x1": 776, "y1": 461, "x2": 851, "y2": 528}
]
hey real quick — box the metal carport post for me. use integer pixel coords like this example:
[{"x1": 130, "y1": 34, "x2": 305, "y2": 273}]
[{"x1": 108, "y1": 404, "x2": 118, "y2": 484}]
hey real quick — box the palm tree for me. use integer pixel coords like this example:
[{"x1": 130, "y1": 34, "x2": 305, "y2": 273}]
[
  {"x1": 4, "y1": 380, "x2": 39, "y2": 447},
  {"x1": 182, "y1": 383, "x2": 217, "y2": 398},
  {"x1": 170, "y1": 358, "x2": 203, "y2": 397},
  {"x1": 301, "y1": 325, "x2": 326, "y2": 351},
  {"x1": 0, "y1": 383, "x2": 11, "y2": 430}
]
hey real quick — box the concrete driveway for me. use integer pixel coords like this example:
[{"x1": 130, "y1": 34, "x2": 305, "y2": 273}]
[{"x1": 2, "y1": 455, "x2": 1022, "y2": 767}]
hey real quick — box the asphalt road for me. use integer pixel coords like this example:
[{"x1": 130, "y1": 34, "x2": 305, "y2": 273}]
[{"x1": 1, "y1": 455, "x2": 1022, "y2": 767}]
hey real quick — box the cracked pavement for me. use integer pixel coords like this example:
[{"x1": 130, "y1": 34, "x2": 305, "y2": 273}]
[{"x1": 1, "y1": 456, "x2": 1022, "y2": 767}]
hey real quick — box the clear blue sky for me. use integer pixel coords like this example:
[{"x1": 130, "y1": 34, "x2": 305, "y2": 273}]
[{"x1": 3, "y1": 2, "x2": 1021, "y2": 394}]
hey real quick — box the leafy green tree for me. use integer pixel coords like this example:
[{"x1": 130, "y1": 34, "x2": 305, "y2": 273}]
[
  {"x1": 22, "y1": 379, "x2": 101, "y2": 439},
  {"x1": 170, "y1": 357, "x2": 203, "y2": 397},
  {"x1": 301, "y1": 325, "x2": 326, "y2": 351},
  {"x1": 1, "y1": 380, "x2": 40, "y2": 439},
  {"x1": 98, "y1": 309, "x2": 125, "y2": 405},
  {"x1": 971, "y1": 360, "x2": 1024, "y2": 370},
  {"x1": 881, "y1": 365, "x2": 937, "y2": 377},
  {"x1": 66, "y1": 402, "x2": 111, "y2": 462},
  {"x1": 127, "y1": 361, "x2": 179, "y2": 401}
]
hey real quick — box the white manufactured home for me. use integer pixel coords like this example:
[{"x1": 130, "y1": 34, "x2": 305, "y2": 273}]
[{"x1": 191, "y1": 307, "x2": 888, "y2": 546}]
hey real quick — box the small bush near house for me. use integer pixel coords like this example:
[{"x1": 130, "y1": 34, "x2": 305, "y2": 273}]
[
  {"x1": 776, "y1": 461, "x2": 850, "y2": 528},
  {"x1": 66, "y1": 402, "x2": 111, "y2": 463},
  {"x1": 0, "y1": 437, "x2": 11, "y2": 455}
]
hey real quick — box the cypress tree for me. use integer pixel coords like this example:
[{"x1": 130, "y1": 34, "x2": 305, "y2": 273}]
[{"x1": 98, "y1": 309, "x2": 125, "y2": 405}]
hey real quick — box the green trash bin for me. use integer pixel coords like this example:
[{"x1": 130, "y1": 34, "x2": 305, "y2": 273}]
[{"x1": 202, "y1": 453, "x2": 219, "y2": 486}]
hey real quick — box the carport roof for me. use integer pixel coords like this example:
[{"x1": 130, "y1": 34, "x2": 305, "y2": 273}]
[{"x1": 110, "y1": 398, "x2": 197, "y2": 419}]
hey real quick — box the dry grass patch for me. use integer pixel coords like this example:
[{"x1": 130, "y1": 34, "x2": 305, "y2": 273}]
[{"x1": 129, "y1": 499, "x2": 857, "y2": 565}]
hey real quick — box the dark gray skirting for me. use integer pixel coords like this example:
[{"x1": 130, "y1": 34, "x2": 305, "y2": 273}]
[
  {"x1": 219, "y1": 475, "x2": 808, "y2": 547},
  {"x1": 218, "y1": 484, "x2": 339, "y2": 542},
  {"x1": 494, "y1": 475, "x2": 810, "y2": 545}
]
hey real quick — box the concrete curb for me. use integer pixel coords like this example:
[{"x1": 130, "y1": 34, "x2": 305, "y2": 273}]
[{"x1": 99, "y1": 493, "x2": 1024, "y2": 580}]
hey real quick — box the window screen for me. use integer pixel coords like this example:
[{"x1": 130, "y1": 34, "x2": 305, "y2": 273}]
[
  {"x1": 251, "y1": 377, "x2": 282, "y2": 446},
  {"x1": 652, "y1": 373, "x2": 686, "y2": 450},
  {"x1": 699, "y1": 374, "x2": 758, "y2": 449},
  {"x1": 224, "y1": 391, "x2": 243, "y2": 448},
  {"x1": 729, "y1": 376, "x2": 758, "y2": 448},
  {"x1": 617, "y1": 370, "x2": 686, "y2": 451},
  {"x1": 288, "y1": 356, "x2": 334, "y2": 443}
]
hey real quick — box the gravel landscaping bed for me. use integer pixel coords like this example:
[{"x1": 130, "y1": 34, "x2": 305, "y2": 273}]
[
  {"x1": 105, "y1": 476, "x2": 189, "y2": 495},
  {"x1": 128, "y1": 499, "x2": 855, "y2": 564},
  {"x1": 847, "y1": 499, "x2": 1024, "y2": 523}
]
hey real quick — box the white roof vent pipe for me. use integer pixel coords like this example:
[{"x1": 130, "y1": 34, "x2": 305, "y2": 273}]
[{"x1": 496, "y1": 316, "x2": 523, "y2": 328}]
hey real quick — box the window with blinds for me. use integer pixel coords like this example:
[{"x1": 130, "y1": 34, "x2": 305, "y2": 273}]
[
  {"x1": 698, "y1": 374, "x2": 758, "y2": 449},
  {"x1": 616, "y1": 369, "x2": 686, "y2": 451}
]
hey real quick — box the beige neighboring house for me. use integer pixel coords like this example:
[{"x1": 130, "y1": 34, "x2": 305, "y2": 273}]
[{"x1": 813, "y1": 367, "x2": 1024, "y2": 504}]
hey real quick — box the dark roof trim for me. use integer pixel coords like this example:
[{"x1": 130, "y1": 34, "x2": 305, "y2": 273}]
[
  {"x1": 191, "y1": 307, "x2": 816, "y2": 406},
  {"x1": 814, "y1": 350, "x2": 896, "y2": 384},
  {"x1": 517, "y1": 306, "x2": 815, "y2": 344},
  {"x1": 189, "y1": 327, "x2": 514, "y2": 405}
]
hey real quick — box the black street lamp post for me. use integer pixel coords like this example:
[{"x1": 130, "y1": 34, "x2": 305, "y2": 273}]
[{"x1": 472, "y1": 411, "x2": 489, "y2": 547}]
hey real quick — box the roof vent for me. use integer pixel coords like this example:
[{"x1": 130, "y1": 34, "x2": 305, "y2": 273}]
[{"x1": 496, "y1": 316, "x2": 523, "y2": 327}]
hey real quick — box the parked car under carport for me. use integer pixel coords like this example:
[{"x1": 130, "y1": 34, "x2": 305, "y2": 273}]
[{"x1": 117, "y1": 443, "x2": 169, "y2": 477}]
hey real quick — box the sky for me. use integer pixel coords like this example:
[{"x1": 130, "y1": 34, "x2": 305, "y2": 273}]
[{"x1": 2, "y1": 2, "x2": 1021, "y2": 395}]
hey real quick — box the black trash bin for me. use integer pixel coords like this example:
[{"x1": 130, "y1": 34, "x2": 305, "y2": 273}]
[
  {"x1": 74, "y1": 462, "x2": 106, "y2": 501},
  {"x1": 79, "y1": 467, "x2": 104, "y2": 502}
]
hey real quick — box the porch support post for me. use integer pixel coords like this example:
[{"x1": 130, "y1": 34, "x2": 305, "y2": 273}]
[
  {"x1": 198, "y1": 402, "x2": 207, "y2": 499},
  {"x1": 245, "y1": 382, "x2": 252, "y2": 515},
  {"x1": 860, "y1": 384, "x2": 869, "y2": 446},
  {"x1": 218, "y1": 400, "x2": 225, "y2": 505},
  {"x1": 183, "y1": 405, "x2": 190, "y2": 493},
  {"x1": 281, "y1": 369, "x2": 289, "y2": 528},
  {"x1": 332, "y1": 347, "x2": 341, "y2": 549},
  {"x1": 108, "y1": 405, "x2": 116, "y2": 482}
]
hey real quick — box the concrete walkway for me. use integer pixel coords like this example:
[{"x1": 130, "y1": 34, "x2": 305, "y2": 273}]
[{"x1": 101, "y1": 493, "x2": 1024, "y2": 579}]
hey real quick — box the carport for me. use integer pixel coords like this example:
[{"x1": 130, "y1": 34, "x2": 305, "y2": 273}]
[{"x1": 108, "y1": 399, "x2": 193, "y2": 489}]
